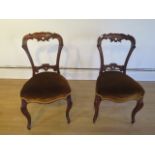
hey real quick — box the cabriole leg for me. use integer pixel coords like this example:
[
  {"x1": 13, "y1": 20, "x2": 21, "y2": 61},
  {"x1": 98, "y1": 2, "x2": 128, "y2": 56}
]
[
  {"x1": 93, "y1": 95, "x2": 102, "y2": 123},
  {"x1": 66, "y1": 95, "x2": 73, "y2": 124},
  {"x1": 21, "y1": 99, "x2": 31, "y2": 129},
  {"x1": 131, "y1": 98, "x2": 144, "y2": 124}
]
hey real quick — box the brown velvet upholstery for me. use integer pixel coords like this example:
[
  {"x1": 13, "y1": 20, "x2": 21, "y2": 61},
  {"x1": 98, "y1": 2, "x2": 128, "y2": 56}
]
[
  {"x1": 93, "y1": 33, "x2": 145, "y2": 124},
  {"x1": 96, "y1": 71, "x2": 145, "y2": 102},
  {"x1": 20, "y1": 32, "x2": 73, "y2": 129},
  {"x1": 20, "y1": 72, "x2": 71, "y2": 103}
]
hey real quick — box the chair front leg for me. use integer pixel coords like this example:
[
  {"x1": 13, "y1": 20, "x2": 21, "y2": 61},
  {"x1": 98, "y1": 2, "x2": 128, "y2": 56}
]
[
  {"x1": 21, "y1": 99, "x2": 31, "y2": 129},
  {"x1": 131, "y1": 98, "x2": 144, "y2": 124},
  {"x1": 66, "y1": 95, "x2": 73, "y2": 124},
  {"x1": 93, "y1": 95, "x2": 102, "y2": 123}
]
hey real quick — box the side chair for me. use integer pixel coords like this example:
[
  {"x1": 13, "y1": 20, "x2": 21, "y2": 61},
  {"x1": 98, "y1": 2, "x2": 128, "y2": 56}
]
[
  {"x1": 93, "y1": 33, "x2": 145, "y2": 124},
  {"x1": 20, "y1": 32, "x2": 72, "y2": 129}
]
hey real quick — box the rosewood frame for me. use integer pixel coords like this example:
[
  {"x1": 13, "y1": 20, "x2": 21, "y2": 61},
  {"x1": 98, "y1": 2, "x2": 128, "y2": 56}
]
[
  {"x1": 21, "y1": 95, "x2": 73, "y2": 130},
  {"x1": 21, "y1": 32, "x2": 72, "y2": 129},
  {"x1": 97, "y1": 33, "x2": 136, "y2": 75},
  {"x1": 22, "y1": 32, "x2": 63, "y2": 76},
  {"x1": 93, "y1": 33, "x2": 144, "y2": 124}
]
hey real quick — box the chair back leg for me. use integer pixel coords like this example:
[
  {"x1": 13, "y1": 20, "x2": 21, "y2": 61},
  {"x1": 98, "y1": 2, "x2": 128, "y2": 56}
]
[
  {"x1": 93, "y1": 95, "x2": 102, "y2": 123},
  {"x1": 66, "y1": 95, "x2": 73, "y2": 124}
]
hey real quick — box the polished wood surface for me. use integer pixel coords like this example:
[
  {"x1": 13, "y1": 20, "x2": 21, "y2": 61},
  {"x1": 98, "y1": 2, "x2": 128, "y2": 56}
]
[
  {"x1": 0, "y1": 79, "x2": 154, "y2": 134},
  {"x1": 21, "y1": 32, "x2": 72, "y2": 129},
  {"x1": 22, "y1": 32, "x2": 63, "y2": 75},
  {"x1": 97, "y1": 33, "x2": 135, "y2": 74},
  {"x1": 94, "y1": 33, "x2": 144, "y2": 124}
]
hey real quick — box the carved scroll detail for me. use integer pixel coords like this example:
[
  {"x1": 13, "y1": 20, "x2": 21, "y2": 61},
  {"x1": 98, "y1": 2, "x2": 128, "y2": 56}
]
[
  {"x1": 22, "y1": 32, "x2": 63, "y2": 76},
  {"x1": 97, "y1": 33, "x2": 136, "y2": 73},
  {"x1": 34, "y1": 64, "x2": 58, "y2": 72},
  {"x1": 98, "y1": 33, "x2": 136, "y2": 44},
  {"x1": 104, "y1": 63, "x2": 124, "y2": 71},
  {"x1": 22, "y1": 32, "x2": 63, "y2": 47}
]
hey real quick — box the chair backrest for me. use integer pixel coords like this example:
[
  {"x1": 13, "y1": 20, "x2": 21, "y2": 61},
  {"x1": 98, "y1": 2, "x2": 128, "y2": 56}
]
[
  {"x1": 97, "y1": 33, "x2": 136, "y2": 75},
  {"x1": 22, "y1": 32, "x2": 63, "y2": 76}
]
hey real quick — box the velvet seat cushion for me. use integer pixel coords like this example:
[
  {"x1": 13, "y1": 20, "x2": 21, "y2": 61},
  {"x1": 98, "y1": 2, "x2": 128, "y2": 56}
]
[
  {"x1": 20, "y1": 72, "x2": 71, "y2": 103},
  {"x1": 96, "y1": 71, "x2": 145, "y2": 102}
]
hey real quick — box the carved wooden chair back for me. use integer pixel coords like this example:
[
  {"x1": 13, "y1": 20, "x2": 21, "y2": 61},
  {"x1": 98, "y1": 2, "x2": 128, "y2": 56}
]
[
  {"x1": 97, "y1": 33, "x2": 136, "y2": 75},
  {"x1": 93, "y1": 33, "x2": 145, "y2": 124},
  {"x1": 22, "y1": 32, "x2": 63, "y2": 76}
]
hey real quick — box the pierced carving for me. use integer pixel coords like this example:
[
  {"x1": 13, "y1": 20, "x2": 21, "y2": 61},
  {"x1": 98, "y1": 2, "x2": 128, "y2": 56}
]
[
  {"x1": 104, "y1": 63, "x2": 124, "y2": 71},
  {"x1": 41, "y1": 63, "x2": 51, "y2": 71},
  {"x1": 34, "y1": 64, "x2": 58, "y2": 72},
  {"x1": 98, "y1": 33, "x2": 136, "y2": 45},
  {"x1": 22, "y1": 32, "x2": 63, "y2": 46},
  {"x1": 22, "y1": 32, "x2": 63, "y2": 76},
  {"x1": 97, "y1": 33, "x2": 136, "y2": 73}
]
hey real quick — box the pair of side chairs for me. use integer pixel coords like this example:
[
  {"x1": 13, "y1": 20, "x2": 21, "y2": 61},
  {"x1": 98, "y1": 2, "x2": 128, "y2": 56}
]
[{"x1": 20, "y1": 32, "x2": 145, "y2": 129}]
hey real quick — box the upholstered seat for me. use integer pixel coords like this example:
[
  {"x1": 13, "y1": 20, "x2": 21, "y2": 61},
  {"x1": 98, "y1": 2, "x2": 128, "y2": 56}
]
[
  {"x1": 20, "y1": 72, "x2": 71, "y2": 103},
  {"x1": 96, "y1": 71, "x2": 145, "y2": 102},
  {"x1": 93, "y1": 33, "x2": 145, "y2": 124},
  {"x1": 20, "y1": 32, "x2": 72, "y2": 129}
]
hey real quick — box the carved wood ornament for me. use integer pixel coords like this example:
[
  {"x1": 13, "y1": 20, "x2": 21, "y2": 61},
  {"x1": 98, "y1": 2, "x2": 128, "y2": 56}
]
[
  {"x1": 97, "y1": 33, "x2": 136, "y2": 74},
  {"x1": 22, "y1": 32, "x2": 63, "y2": 76}
]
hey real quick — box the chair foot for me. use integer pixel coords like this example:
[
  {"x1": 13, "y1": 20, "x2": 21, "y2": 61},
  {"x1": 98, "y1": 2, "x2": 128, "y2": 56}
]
[
  {"x1": 66, "y1": 95, "x2": 72, "y2": 124},
  {"x1": 131, "y1": 98, "x2": 144, "y2": 124},
  {"x1": 93, "y1": 95, "x2": 102, "y2": 123},
  {"x1": 21, "y1": 99, "x2": 31, "y2": 130}
]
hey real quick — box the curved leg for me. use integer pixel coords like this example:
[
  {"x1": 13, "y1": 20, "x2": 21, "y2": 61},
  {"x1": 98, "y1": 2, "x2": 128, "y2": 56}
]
[
  {"x1": 93, "y1": 95, "x2": 102, "y2": 123},
  {"x1": 66, "y1": 95, "x2": 73, "y2": 124},
  {"x1": 131, "y1": 98, "x2": 144, "y2": 124},
  {"x1": 20, "y1": 99, "x2": 31, "y2": 130}
]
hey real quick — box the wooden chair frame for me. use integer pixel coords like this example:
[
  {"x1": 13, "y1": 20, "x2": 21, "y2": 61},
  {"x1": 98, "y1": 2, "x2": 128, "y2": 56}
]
[
  {"x1": 93, "y1": 33, "x2": 144, "y2": 124},
  {"x1": 21, "y1": 32, "x2": 72, "y2": 129}
]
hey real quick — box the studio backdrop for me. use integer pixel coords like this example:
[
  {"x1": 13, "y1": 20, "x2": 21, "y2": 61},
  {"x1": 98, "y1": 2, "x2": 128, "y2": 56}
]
[{"x1": 0, "y1": 19, "x2": 154, "y2": 81}]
